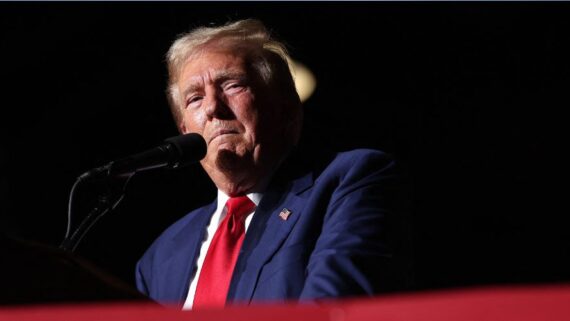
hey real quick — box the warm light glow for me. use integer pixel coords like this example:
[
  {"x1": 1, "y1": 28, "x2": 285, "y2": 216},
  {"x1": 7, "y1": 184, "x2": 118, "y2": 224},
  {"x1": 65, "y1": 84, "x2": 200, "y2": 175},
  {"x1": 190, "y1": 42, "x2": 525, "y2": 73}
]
[{"x1": 289, "y1": 59, "x2": 317, "y2": 103}]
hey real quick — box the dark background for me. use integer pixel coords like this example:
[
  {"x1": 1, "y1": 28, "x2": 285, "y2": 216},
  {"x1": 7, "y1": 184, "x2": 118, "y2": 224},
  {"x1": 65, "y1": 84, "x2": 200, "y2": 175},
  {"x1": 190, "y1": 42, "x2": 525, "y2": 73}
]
[{"x1": 1, "y1": 2, "x2": 568, "y2": 299}]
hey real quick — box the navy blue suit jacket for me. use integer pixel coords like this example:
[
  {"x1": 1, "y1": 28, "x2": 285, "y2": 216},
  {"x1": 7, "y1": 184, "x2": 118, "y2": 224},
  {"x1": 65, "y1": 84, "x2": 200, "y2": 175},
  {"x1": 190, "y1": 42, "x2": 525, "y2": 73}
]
[{"x1": 136, "y1": 148, "x2": 410, "y2": 306}]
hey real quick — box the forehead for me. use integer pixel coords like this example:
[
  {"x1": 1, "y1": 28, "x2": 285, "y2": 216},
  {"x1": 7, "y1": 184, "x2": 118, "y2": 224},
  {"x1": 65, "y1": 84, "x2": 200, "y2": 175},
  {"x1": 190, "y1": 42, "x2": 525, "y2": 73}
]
[{"x1": 178, "y1": 49, "x2": 251, "y2": 86}]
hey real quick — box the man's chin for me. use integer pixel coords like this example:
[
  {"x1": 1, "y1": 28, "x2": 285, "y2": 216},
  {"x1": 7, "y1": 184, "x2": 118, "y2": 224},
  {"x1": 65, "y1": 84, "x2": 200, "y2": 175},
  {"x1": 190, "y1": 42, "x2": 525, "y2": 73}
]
[{"x1": 215, "y1": 149, "x2": 248, "y2": 172}]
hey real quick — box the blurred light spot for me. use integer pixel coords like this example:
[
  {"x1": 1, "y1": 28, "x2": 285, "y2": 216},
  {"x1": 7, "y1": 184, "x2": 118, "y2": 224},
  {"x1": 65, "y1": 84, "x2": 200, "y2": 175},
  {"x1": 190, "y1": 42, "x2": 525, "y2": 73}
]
[{"x1": 289, "y1": 59, "x2": 317, "y2": 103}]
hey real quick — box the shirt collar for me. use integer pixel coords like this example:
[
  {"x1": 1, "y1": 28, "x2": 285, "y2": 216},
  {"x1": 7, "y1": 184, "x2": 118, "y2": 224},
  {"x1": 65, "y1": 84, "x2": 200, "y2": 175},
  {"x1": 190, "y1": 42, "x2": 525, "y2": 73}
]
[{"x1": 216, "y1": 190, "x2": 263, "y2": 209}]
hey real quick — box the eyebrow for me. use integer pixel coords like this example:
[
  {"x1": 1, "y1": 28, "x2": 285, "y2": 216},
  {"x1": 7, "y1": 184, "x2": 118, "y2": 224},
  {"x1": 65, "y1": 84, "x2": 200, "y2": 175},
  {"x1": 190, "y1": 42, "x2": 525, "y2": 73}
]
[{"x1": 181, "y1": 70, "x2": 248, "y2": 98}]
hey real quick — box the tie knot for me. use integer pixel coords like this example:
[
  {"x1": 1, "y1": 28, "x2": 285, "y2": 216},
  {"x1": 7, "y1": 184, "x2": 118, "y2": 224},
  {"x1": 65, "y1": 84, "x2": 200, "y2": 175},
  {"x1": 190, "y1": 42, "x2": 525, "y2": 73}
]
[{"x1": 225, "y1": 196, "x2": 255, "y2": 221}]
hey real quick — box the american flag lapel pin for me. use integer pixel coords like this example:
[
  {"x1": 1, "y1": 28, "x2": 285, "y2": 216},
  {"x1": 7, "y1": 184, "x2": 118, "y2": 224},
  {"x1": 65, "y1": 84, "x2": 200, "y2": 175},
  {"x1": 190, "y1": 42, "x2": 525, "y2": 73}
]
[{"x1": 279, "y1": 208, "x2": 292, "y2": 221}]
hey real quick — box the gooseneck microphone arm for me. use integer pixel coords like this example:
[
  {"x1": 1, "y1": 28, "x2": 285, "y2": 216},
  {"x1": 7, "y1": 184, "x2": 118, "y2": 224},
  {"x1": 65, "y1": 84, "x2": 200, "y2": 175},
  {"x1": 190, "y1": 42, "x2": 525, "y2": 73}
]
[
  {"x1": 59, "y1": 133, "x2": 207, "y2": 252},
  {"x1": 60, "y1": 173, "x2": 132, "y2": 252}
]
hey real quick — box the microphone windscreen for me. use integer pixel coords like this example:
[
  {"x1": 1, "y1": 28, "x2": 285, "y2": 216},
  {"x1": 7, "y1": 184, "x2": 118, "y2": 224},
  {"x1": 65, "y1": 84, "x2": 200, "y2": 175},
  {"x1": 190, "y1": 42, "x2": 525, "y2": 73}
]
[{"x1": 165, "y1": 133, "x2": 207, "y2": 168}]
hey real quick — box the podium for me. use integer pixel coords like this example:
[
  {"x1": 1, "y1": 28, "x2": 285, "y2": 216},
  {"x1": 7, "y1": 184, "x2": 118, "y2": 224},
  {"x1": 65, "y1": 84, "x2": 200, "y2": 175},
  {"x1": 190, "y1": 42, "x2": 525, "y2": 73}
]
[{"x1": 0, "y1": 234, "x2": 148, "y2": 305}]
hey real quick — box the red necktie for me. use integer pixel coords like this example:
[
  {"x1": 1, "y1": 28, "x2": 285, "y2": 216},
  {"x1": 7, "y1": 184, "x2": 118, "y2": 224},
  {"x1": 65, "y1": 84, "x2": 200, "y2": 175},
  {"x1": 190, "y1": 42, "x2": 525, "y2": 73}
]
[{"x1": 193, "y1": 196, "x2": 256, "y2": 308}]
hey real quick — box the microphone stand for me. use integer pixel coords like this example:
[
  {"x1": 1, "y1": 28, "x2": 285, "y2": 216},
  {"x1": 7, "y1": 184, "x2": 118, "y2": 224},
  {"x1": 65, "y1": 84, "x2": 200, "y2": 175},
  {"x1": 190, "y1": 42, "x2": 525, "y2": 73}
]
[
  {"x1": 59, "y1": 173, "x2": 134, "y2": 253},
  {"x1": 58, "y1": 133, "x2": 206, "y2": 253}
]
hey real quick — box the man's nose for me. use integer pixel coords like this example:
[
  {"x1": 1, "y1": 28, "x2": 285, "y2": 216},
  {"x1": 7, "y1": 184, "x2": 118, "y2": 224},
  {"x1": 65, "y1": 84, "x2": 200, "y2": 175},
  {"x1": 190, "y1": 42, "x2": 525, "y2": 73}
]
[{"x1": 204, "y1": 91, "x2": 232, "y2": 120}]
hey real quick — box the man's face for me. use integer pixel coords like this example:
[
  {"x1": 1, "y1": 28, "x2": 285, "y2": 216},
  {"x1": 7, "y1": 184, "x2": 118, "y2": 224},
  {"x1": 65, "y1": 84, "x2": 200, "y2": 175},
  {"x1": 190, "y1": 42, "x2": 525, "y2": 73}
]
[{"x1": 176, "y1": 48, "x2": 280, "y2": 182}]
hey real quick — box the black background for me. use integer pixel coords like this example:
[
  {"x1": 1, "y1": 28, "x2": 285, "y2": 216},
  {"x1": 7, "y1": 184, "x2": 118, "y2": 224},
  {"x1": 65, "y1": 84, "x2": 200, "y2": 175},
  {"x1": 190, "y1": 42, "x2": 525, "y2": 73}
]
[{"x1": 1, "y1": 2, "x2": 568, "y2": 295}]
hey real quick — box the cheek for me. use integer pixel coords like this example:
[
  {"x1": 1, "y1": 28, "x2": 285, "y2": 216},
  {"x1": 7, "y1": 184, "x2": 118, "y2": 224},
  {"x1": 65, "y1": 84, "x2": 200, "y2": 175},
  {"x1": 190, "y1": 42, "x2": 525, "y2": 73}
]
[
  {"x1": 182, "y1": 110, "x2": 207, "y2": 133},
  {"x1": 254, "y1": 103, "x2": 280, "y2": 136},
  {"x1": 234, "y1": 97, "x2": 260, "y2": 131}
]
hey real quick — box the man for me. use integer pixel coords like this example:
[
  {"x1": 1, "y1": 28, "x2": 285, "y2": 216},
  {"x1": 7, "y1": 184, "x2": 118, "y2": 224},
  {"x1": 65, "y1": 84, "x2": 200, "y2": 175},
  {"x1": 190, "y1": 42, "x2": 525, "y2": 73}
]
[{"x1": 136, "y1": 19, "x2": 410, "y2": 309}]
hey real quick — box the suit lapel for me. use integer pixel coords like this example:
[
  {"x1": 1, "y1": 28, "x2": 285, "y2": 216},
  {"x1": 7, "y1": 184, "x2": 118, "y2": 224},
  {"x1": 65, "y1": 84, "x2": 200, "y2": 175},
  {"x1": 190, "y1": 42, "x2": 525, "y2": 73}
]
[
  {"x1": 228, "y1": 171, "x2": 313, "y2": 303},
  {"x1": 159, "y1": 201, "x2": 217, "y2": 305}
]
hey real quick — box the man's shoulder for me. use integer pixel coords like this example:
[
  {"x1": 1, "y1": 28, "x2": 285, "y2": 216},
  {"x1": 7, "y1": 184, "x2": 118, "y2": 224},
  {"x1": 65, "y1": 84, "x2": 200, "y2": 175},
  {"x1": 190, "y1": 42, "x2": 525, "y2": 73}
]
[
  {"x1": 316, "y1": 148, "x2": 395, "y2": 179},
  {"x1": 277, "y1": 146, "x2": 395, "y2": 189},
  {"x1": 332, "y1": 148, "x2": 393, "y2": 165}
]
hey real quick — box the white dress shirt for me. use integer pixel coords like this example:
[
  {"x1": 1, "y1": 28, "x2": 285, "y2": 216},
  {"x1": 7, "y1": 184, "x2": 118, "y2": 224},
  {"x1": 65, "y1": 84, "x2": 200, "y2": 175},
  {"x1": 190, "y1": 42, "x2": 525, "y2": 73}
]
[{"x1": 182, "y1": 190, "x2": 262, "y2": 310}]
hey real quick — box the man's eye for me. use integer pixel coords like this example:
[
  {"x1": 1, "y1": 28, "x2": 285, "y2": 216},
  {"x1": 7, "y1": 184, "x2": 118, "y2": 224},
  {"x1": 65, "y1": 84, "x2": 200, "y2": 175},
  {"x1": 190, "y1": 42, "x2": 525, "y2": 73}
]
[
  {"x1": 186, "y1": 96, "x2": 203, "y2": 107},
  {"x1": 224, "y1": 82, "x2": 245, "y2": 92}
]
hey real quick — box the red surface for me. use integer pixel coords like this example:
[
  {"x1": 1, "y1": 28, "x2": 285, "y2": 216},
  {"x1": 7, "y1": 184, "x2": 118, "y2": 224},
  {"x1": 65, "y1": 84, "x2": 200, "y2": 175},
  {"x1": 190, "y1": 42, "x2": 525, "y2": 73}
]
[{"x1": 1, "y1": 285, "x2": 569, "y2": 321}]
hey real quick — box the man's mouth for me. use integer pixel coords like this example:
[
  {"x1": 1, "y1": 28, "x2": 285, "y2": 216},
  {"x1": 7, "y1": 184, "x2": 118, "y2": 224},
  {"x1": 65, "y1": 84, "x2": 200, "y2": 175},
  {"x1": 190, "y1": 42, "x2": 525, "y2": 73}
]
[{"x1": 209, "y1": 129, "x2": 238, "y2": 144}]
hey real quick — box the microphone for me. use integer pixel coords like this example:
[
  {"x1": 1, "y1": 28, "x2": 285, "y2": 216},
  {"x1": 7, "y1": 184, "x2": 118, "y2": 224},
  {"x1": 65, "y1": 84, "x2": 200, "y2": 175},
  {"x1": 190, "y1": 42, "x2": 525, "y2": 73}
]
[{"x1": 79, "y1": 133, "x2": 207, "y2": 181}]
